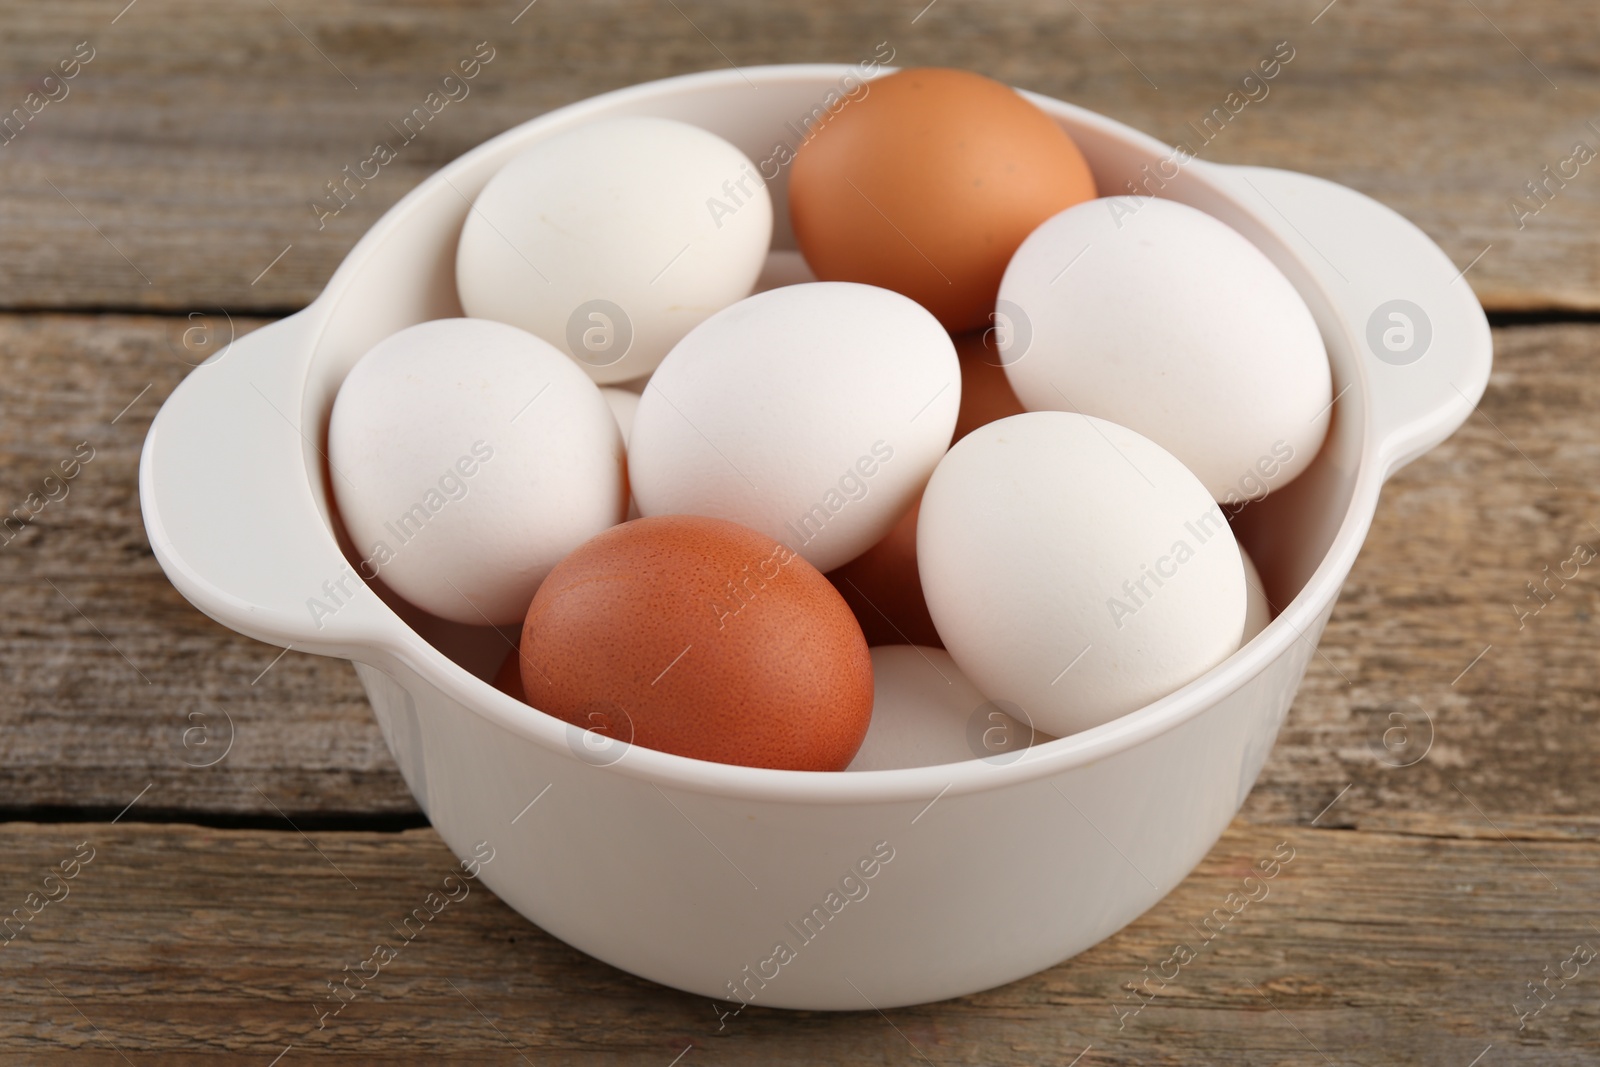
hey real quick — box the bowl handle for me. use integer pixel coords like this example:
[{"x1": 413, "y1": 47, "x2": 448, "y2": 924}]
[
  {"x1": 140, "y1": 310, "x2": 392, "y2": 656},
  {"x1": 1204, "y1": 164, "x2": 1494, "y2": 480}
]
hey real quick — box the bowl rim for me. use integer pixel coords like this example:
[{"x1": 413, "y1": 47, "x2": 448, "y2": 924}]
[{"x1": 301, "y1": 64, "x2": 1388, "y2": 804}]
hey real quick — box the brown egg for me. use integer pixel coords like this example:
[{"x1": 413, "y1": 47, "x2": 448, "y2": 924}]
[
  {"x1": 827, "y1": 497, "x2": 941, "y2": 649},
  {"x1": 493, "y1": 647, "x2": 526, "y2": 702},
  {"x1": 826, "y1": 338, "x2": 1024, "y2": 649},
  {"x1": 520, "y1": 515, "x2": 873, "y2": 771},
  {"x1": 789, "y1": 67, "x2": 1097, "y2": 333},
  {"x1": 952, "y1": 330, "x2": 1027, "y2": 442}
]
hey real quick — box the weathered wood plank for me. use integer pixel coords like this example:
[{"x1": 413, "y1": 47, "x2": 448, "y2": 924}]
[
  {"x1": 1255, "y1": 320, "x2": 1600, "y2": 834},
  {"x1": 1, "y1": 4, "x2": 1593, "y2": 1059},
  {"x1": 0, "y1": 819, "x2": 1593, "y2": 1064},
  {"x1": 0, "y1": 313, "x2": 417, "y2": 816},
  {"x1": 0, "y1": 0, "x2": 1596, "y2": 313},
  {"x1": 2, "y1": 315, "x2": 1598, "y2": 828}
]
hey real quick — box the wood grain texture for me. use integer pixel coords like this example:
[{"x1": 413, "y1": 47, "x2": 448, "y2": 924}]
[
  {"x1": 0, "y1": 0, "x2": 1596, "y2": 314},
  {"x1": 0, "y1": 819, "x2": 1595, "y2": 1065},
  {"x1": 0, "y1": 313, "x2": 417, "y2": 817},
  {"x1": 5, "y1": 315, "x2": 1598, "y2": 829},
  {"x1": 2, "y1": 4, "x2": 1595, "y2": 1059}
]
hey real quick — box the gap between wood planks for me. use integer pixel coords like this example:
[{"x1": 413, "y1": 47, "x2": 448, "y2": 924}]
[{"x1": 0, "y1": 805, "x2": 430, "y2": 833}]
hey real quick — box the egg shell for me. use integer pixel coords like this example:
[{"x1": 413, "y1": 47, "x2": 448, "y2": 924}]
[
  {"x1": 610, "y1": 373, "x2": 650, "y2": 396},
  {"x1": 789, "y1": 67, "x2": 1097, "y2": 332},
  {"x1": 952, "y1": 330, "x2": 1026, "y2": 442},
  {"x1": 824, "y1": 331, "x2": 1025, "y2": 644},
  {"x1": 848, "y1": 646, "x2": 1052, "y2": 771},
  {"x1": 599, "y1": 386, "x2": 641, "y2": 444},
  {"x1": 455, "y1": 116, "x2": 773, "y2": 384},
  {"x1": 599, "y1": 386, "x2": 643, "y2": 520},
  {"x1": 826, "y1": 497, "x2": 941, "y2": 648},
  {"x1": 329, "y1": 318, "x2": 626, "y2": 626},
  {"x1": 1240, "y1": 546, "x2": 1273, "y2": 643},
  {"x1": 918, "y1": 411, "x2": 1248, "y2": 736},
  {"x1": 998, "y1": 197, "x2": 1331, "y2": 502},
  {"x1": 519, "y1": 515, "x2": 873, "y2": 771},
  {"x1": 629, "y1": 282, "x2": 961, "y2": 573},
  {"x1": 825, "y1": 334, "x2": 1024, "y2": 646},
  {"x1": 493, "y1": 647, "x2": 527, "y2": 702}
]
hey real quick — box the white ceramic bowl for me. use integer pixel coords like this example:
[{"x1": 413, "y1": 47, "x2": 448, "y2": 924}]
[{"x1": 140, "y1": 66, "x2": 1491, "y2": 1010}]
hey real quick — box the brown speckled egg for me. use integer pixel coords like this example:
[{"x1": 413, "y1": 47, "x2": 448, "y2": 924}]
[
  {"x1": 493, "y1": 648, "x2": 527, "y2": 702},
  {"x1": 789, "y1": 67, "x2": 1097, "y2": 333},
  {"x1": 520, "y1": 515, "x2": 873, "y2": 771},
  {"x1": 827, "y1": 498, "x2": 941, "y2": 649}
]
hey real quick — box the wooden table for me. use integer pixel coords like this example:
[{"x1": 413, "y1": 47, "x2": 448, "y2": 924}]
[{"x1": 3, "y1": 1, "x2": 1597, "y2": 1062}]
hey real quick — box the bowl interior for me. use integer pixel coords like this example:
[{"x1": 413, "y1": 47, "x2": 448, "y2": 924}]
[{"x1": 296, "y1": 66, "x2": 1363, "y2": 694}]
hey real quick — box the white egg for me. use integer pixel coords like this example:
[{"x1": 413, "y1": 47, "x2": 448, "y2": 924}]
[
  {"x1": 598, "y1": 386, "x2": 640, "y2": 444},
  {"x1": 599, "y1": 386, "x2": 643, "y2": 521},
  {"x1": 630, "y1": 282, "x2": 961, "y2": 573},
  {"x1": 848, "y1": 646, "x2": 1052, "y2": 771},
  {"x1": 998, "y1": 197, "x2": 1331, "y2": 504},
  {"x1": 329, "y1": 318, "x2": 626, "y2": 626},
  {"x1": 455, "y1": 116, "x2": 773, "y2": 385},
  {"x1": 918, "y1": 411, "x2": 1247, "y2": 737},
  {"x1": 1239, "y1": 546, "x2": 1273, "y2": 643}
]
